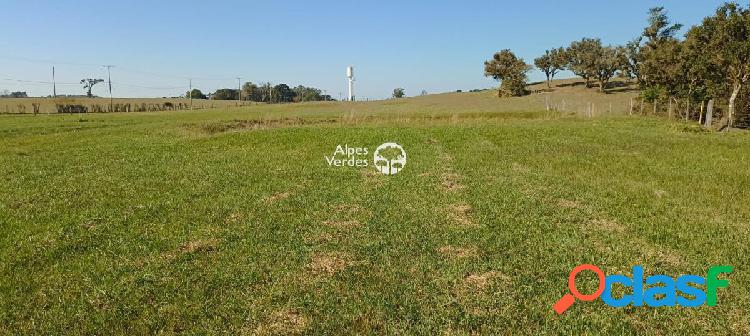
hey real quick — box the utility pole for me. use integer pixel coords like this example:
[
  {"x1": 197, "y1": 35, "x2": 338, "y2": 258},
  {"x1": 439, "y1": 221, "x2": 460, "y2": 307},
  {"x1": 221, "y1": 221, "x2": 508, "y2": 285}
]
[
  {"x1": 52, "y1": 66, "x2": 57, "y2": 98},
  {"x1": 189, "y1": 78, "x2": 193, "y2": 110},
  {"x1": 237, "y1": 77, "x2": 241, "y2": 102},
  {"x1": 104, "y1": 65, "x2": 114, "y2": 112}
]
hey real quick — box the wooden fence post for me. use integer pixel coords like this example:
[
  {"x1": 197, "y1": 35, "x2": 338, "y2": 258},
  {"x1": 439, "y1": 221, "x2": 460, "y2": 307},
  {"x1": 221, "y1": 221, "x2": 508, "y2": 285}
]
[
  {"x1": 629, "y1": 98, "x2": 633, "y2": 116},
  {"x1": 668, "y1": 98, "x2": 673, "y2": 119}
]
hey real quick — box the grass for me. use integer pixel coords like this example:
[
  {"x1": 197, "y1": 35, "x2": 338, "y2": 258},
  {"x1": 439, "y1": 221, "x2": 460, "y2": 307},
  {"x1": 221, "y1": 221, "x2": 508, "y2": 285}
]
[
  {"x1": 0, "y1": 86, "x2": 748, "y2": 334},
  {"x1": 0, "y1": 97, "x2": 254, "y2": 114}
]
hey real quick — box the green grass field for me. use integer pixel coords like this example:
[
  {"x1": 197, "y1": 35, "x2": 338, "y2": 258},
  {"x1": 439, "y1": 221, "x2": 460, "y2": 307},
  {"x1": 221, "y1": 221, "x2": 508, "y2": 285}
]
[{"x1": 1, "y1": 89, "x2": 748, "y2": 334}]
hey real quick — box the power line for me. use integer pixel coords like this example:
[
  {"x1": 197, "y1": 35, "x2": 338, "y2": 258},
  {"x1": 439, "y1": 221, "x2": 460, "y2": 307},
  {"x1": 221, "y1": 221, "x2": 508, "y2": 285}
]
[
  {"x1": 1, "y1": 78, "x2": 186, "y2": 90},
  {"x1": 0, "y1": 54, "x2": 245, "y2": 82}
]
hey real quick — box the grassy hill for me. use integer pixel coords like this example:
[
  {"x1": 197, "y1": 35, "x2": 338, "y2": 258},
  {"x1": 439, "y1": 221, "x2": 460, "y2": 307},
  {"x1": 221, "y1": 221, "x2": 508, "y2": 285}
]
[{"x1": 0, "y1": 87, "x2": 748, "y2": 334}]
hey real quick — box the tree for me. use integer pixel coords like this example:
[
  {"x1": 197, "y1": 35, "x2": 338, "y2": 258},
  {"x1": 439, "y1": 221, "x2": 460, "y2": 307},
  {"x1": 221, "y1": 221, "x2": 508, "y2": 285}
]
[
  {"x1": 241, "y1": 82, "x2": 260, "y2": 101},
  {"x1": 594, "y1": 45, "x2": 626, "y2": 92},
  {"x1": 639, "y1": 6, "x2": 684, "y2": 93},
  {"x1": 566, "y1": 38, "x2": 601, "y2": 88},
  {"x1": 688, "y1": 3, "x2": 750, "y2": 127},
  {"x1": 212, "y1": 89, "x2": 238, "y2": 100},
  {"x1": 185, "y1": 88, "x2": 207, "y2": 99},
  {"x1": 392, "y1": 88, "x2": 405, "y2": 98},
  {"x1": 622, "y1": 38, "x2": 643, "y2": 83},
  {"x1": 259, "y1": 82, "x2": 272, "y2": 103},
  {"x1": 643, "y1": 7, "x2": 683, "y2": 46},
  {"x1": 293, "y1": 85, "x2": 323, "y2": 102},
  {"x1": 272, "y1": 84, "x2": 294, "y2": 103},
  {"x1": 0, "y1": 91, "x2": 27, "y2": 98},
  {"x1": 534, "y1": 47, "x2": 567, "y2": 88},
  {"x1": 484, "y1": 49, "x2": 530, "y2": 97},
  {"x1": 80, "y1": 78, "x2": 104, "y2": 98}
]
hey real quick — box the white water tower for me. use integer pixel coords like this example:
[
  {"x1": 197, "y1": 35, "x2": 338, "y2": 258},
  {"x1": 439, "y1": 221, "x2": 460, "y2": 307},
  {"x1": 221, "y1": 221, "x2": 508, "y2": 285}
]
[{"x1": 347, "y1": 66, "x2": 355, "y2": 101}]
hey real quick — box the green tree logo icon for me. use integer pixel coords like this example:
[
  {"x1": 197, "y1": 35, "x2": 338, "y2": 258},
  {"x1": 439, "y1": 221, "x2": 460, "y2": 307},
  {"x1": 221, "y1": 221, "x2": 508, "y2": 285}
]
[{"x1": 373, "y1": 143, "x2": 406, "y2": 175}]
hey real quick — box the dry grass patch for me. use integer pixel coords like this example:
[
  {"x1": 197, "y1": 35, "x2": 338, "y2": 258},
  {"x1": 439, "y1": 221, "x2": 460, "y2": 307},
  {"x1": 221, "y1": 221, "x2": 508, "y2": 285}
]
[
  {"x1": 304, "y1": 232, "x2": 335, "y2": 245},
  {"x1": 162, "y1": 238, "x2": 219, "y2": 262},
  {"x1": 446, "y1": 203, "x2": 476, "y2": 227},
  {"x1": 557, "y1": 198, "x2": 582, "y2": 209},
  {"x1": 453, "y1": 271, "x2": 511, "y2": 294},
  {"x1": 254, "y1": 309, "x2": 308, "y2": 335},
  {"x1": 306, "y1": 252, "x2": 353, "y2": 276},
  {"x1": 322, "y1": 219, "x2": 362, "y2": 230},
  {"x1": 265, "y1": 191, "x2": 291, "y2": 203},
  {"x1": 511, "y1": 162, "x2": 530, "y2": 173},
  {"x1": 199, "y1": 117, "x2": 337, "y2": 135},
  {"x1": 437, "y1": 245, "x2": 480, "y2": 259},
  {"x1": 330, "y1": 203, "x2": 372, "y2": 219},
  {"x1": 440, "y1": 172, "x2": 466, "y2": 192},
  {"x1": 590, "y1": 218, "x2": 626, "y2": 233},
  {"x1": 224, "y1": 212, "x2": 244, "y2": 224}
]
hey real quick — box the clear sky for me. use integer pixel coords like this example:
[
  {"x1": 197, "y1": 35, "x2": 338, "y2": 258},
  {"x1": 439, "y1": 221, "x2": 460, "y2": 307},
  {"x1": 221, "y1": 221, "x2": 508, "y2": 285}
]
[{"x1": 0, "y1": 0, "x2": 731, "y2": 99}]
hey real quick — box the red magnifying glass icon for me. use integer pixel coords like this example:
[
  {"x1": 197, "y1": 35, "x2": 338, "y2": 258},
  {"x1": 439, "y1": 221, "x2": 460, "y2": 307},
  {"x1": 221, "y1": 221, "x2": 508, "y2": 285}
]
[{"x1": 553, "y1": 264, "x2": 605, "y2": 314}]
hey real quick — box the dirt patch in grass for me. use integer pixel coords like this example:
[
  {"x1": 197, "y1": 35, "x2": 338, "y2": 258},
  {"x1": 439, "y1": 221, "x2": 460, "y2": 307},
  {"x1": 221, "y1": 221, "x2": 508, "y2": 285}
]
[
  {"x1": 162, "y1": 238, "x2": 219, "y2": 262},
  {"x1": 304, "y1": 232, "x2": 335, "y2": 245},
  {"x1": 306, "y1": 252, "x2": 352, "y2": 276},
  {"x1": 557, "y1": 199, "x2": 582, "y2": 209},
  {"x1": 640, "y1": 243, "x2": 686, "y2": 268},
  {"x1": 446, "y1": 203, "x2": 476, "y2": 227},
  {"x1": 437, "y1": 245, "x2": 479, "y2": 258},
  {"x1": 254, "y1": 309, "x2": 308, "y2": 335},
  {"x1": 330, "y1": 203, "x2": 372, "y2": 219},
  {"x1": 265, "y1": 191, "x2": 291, "y2": 203},
  {"x1": 197, "y1": 117, "x2": 337, "y2": 134},
  {"x1": 589, "y1": 218, "x2": 626, "y2": 233},
  {"x1": 454, "y1": 271, "x2": 511, "y2": 294},
  {"x1": 654, "y1": 189, "x2": 668, "y2": 198},
  {"x1": 322, "y1": 219, "x2": 362, "y2": 230},
  {"x1": 224, "y1": 212, "x2": 244, "y2": 224},
  {"x1": 440, "y1": 172, "x2": 465, "y2": 192},
  {"x1": 511, "y1": 162, "x2": 530, "y2": 173}
]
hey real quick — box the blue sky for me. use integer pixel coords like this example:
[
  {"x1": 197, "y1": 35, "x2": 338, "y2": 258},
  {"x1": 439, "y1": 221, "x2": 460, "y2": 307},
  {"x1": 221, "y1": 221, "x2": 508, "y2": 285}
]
[{"x1": 0, "y1": 0, "x2": 730, "y2": 99}]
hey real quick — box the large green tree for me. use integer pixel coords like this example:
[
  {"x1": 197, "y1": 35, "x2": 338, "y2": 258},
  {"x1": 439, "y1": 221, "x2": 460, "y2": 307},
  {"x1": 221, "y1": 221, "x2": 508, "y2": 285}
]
[
  {"x1": 534, "y1": 47, "x2": 567, "y2": 88},
  {"x1": 688, "y1": 3, "x2": 750, "y2": 126},
  {"x1": 212, "y1": 89, "x2": 238, "y2": 100},
  {"x1": 594, "y1": 45, "x2": 626, "y2": 92},
  {"x1": 185, "y1": 88, "x2": 207, "y2": 99},
  {"x1": 565, "y1": 38, "x2": 600, "y2": 88},
  {"x1": 241, "y1": 82, "x2": 260, "y2": 101},
  {"x1": 622, "y1": 38, "x2": 643, "y2": 83},
  {"x1": 484, "y1": 49, "x2": 530, "y2": 97},
  {"x1": 642, "y1": 7, "x2": 683, "y2": 47},
  {"x1": 272, "y1": 84, "x2": 294, "y2": 103}
]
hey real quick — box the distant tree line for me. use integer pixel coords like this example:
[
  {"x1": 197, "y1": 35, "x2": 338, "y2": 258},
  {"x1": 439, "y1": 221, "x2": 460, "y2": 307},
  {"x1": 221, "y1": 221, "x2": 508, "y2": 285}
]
[
  {"x1": 0, "y1": 90, "x2": 28, "y2": 98},
  {"x1": 485, "y1": 2, "x2": 750, "y2": 127},
  {"x1": 186, "y1": 82, "x2": 332, "y2": 103}
]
